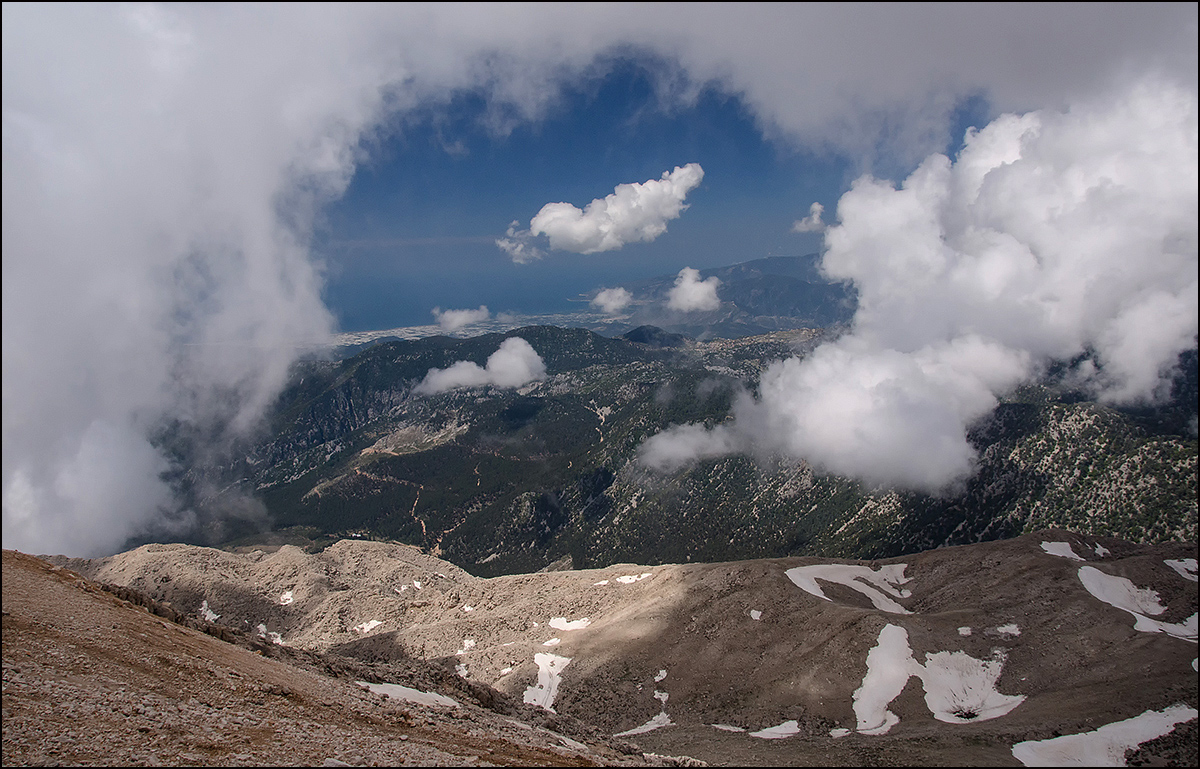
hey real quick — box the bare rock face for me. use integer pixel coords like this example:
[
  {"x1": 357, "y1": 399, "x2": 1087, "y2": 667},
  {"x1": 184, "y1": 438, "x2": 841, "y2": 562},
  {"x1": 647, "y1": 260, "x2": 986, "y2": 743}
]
[{"x1": 24, "y1": 529, "x2": 1197, "y2": 766}]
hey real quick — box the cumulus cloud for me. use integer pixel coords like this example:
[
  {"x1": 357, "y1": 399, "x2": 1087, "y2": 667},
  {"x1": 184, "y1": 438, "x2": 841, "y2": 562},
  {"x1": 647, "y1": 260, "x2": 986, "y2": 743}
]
[
  {"x1": 433, "y1": 305, "x2": 491, "y2": 332},
  {"x1": 792, "y1": 202, "x2": 826, "y2": 233},
  {"x1": 591, "y1": 287, "x2": 632, "y2": 314},
  {"x1": 415, "y1": 337, "x2": 547, "y2": 394},
  {"x1": 667, "y1": 267, "x2": 722, "y2": 312},
  {"x1": 643, "y1": 77, "x2": 1198, "y2": 490},
  {"x1": 3, "y1": 4, "x2": 1194, "y2": 555},
  {"x1": 499, "y1": 164, "x2": 704, "y2": 261}
]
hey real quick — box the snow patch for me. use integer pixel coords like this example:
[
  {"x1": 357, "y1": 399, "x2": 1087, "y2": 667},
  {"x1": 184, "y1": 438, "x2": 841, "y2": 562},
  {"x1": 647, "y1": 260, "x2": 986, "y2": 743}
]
[
  {"x1": 1011, "y1": 704, "x2": 1197, "y2": 767},
  {"x1": 996, "y1": 624, "x2": 1021, "y2": 637},
  {"x1": 353, "y1": 619, "x2": 382, "y2": 634},
  {"x1": 829, "y1": 727, "x2": 852, "y2": 738},
  {"x1": 711, "y1": 724, "x2": 745, "y2": 732},
  {"x1": 615, "y1": 572, "x2": 653, "y2": 584},
  {"x1": 785, "y1": 563, "x2": 912, "y2": 615},
  {"x1": 524, "y1": 653, "x2": 571, "y2": 712},
  {"x1": 615, "y1": 712, "x2": 673, "y2": 736},
  {"x1": 750, "y1": 609, "x2": 763, "y2": 621},
  {"x1": 958, "y1": 627, "x2": 972, "y2": 636},
  {"x1": 543, "y1": 638, "x2": 561, "y2": 647},
  {"x1": 852, "y1": 624, "x2": 1026, "y2": 735},
  {"x1": 592, "y1": 579, "x2": 610, "y2": 586},
  {"x1": 255, "y1": 624, "x2": 283, "y2": 645},
  {"x1": 1094, "y1": 544, "x2": 1111, "y2": 557},
  {"x1": 455, "y1": 663, "x2": 468, "y2": 678},
  {"x1": 750, "y1": 720, "x2": 800, "y2": 739},
  {"x1": 462, "y1": 605, "x2": 474, "y2": 612},
  {"x1": 456, "y1": 638, "x2": 475, "y2": 655},
  {"x1": 357, "y1": 681, "x2": 459, "y2": 709},
  {"x1": 654, "y1": 669, "x2": 667, "y2": 682},
  {"x1": 1165, "y1": 558, "x2": 1198, "y2": 582},
  {"x1": 279, "y1": 590, "x2": 294, "y2": 605},
  {"x1": 1078, "y1": 566, "x2": 1198, "y2": 641},
  {"x1": 549, "y1": 617, "x2": 591, "y2": 631},
  {"x1": 1041, "y1": 541, "x2": 1085, "y2": 561},
  {"x1": 199, "y1": 600, "x2": 219, "y2": 622}
]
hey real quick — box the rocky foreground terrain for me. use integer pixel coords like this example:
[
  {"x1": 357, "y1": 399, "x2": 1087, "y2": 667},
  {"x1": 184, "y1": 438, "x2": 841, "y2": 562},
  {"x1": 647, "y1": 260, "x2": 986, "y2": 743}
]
[{"x1": 7, "y1": 529, "x2": 1196, "y2": 766}]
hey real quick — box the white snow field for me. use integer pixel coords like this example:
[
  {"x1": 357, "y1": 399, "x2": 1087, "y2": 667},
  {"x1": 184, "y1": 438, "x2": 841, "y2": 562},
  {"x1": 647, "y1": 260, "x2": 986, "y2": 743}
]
[
  {"x1": 1011, "y1": 704, "x2": 1198, "y2": 767},
  {"x1": 523, "y1": 653, "x2": 571, "y2": 712},
  {"x1": 356, "y1": 681, "x2": 459, "y2": 709},
  {"x1": 784, "y1": 563, "x2": 913, "y2": 614},
  {"x1": 1078, "y1": 566, "x2": 1198, "y2": 641}
]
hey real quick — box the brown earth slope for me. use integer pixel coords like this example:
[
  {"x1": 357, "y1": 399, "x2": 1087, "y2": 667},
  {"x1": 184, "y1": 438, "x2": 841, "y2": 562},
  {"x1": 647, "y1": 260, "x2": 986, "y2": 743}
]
[
  {"x1": 1, "y1": 549, "x2": 691, "y2": 767},
  {"x1": 12, "y1": 529, "x2": 1199, "y2": 766}
]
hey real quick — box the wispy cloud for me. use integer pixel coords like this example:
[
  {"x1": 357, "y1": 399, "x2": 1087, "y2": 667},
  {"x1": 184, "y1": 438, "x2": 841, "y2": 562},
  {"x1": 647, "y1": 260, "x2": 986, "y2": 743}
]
[
  {"x1": 499, "y1": 164, "x2": 704, "y2": 261},
  {"x1": 791, "y1": 202, "x2": 826, "y2": 233}
]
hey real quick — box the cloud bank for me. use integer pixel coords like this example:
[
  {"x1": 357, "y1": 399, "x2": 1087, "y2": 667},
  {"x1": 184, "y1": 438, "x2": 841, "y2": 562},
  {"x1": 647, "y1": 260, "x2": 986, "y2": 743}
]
[
  {"x1": 433, "y1": 305, "x2": 491, "y2": 332},
  {"x1": 3, "y1": 4, "x2": 1194, "y2": 555},
  {"x1": 415, "y1": 337, "x2": 547, "y2": 394},
  {"x1": 642, "y1": 77, "x2": 1198, "y2": 490},
  {"x1": 667, "y1": 267, "x2": 722, "y2": 312},
  {"x1": 499, "y1": 164, "x2": 704, "y2": 262},
  {"x1": 591, "y1": 287, "x2": 632, "y2": 314}
]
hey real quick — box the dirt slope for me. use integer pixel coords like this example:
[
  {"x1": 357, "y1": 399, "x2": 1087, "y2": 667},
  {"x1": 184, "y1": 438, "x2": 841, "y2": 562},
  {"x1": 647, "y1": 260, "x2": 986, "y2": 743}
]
[
  {"x1": 20, "y1": 529, "x2": 1200, "y2": 766},
  {"x1": 2, "y1": 549, "x2": 690, "y2": 767}
]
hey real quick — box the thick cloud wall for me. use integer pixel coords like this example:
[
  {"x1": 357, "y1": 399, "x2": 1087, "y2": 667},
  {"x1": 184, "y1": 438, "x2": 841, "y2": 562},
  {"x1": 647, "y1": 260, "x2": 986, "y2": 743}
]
[
  {"x1": 499, "y1": 164, "x2": 704, "y2": 261},
  {"x1": 415, "y1": 338, "x2": 547, "y2": 394},
  {"x1": 4, "y1": 4, "x2": 1194, "y2": 555},
  {"x1": 643, "y1": 78, "x2": 1198, "y2": 489}
]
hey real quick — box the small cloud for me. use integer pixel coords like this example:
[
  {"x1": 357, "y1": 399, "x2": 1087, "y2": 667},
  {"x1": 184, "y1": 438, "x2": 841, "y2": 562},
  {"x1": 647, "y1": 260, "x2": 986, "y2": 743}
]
[
  {"x1": 591, "y1": 287, "x2": 632, "y2": 314},
  {"x1": 791, "y1": 201, "x2": 825, "y2": 233},
  {"x1": 432, "y1": 305, "x2": 490, "y2": 332},
  {"x1": 496, "y1": 221, "x2": 545, "y2": 264},
  {"x1": 667, "y1": 267, "x2": 720, "y2": 312},
  {"x1": 499, "y1": 164, "x2": 704, "y2": 261},
  {"x1": 415, "y1": 337, "x2": 547, "y2": 394}
]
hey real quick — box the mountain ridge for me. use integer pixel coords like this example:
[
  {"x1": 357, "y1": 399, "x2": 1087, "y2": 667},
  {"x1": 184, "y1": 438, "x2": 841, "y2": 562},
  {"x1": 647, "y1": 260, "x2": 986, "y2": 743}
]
[{"x1": 32, "y1": 528, "x2": 1199, "y2": 766}]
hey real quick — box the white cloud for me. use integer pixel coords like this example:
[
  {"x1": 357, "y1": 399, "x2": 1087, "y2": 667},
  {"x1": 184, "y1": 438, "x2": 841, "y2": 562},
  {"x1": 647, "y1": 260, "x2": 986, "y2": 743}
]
[
  {"x1": 591, "y1": 287, "x2": 632, "y2": 314},
  {"x1": 792, "y1": 202, "x2": 826, "y2": 233},
  {"x1": 433, "y1": 305, "x2": 490, "y2": 332},
  {"x1": 415, "y1": 337, "x2": 547, "y2": 394},
  {"x1": 3, "y1": 4, "x2": 1194, "y2": 554},
  {"x1": 667, "y1": 267, "x2": 721, "y2": 312},
  {"x1": 500, "y1": 164, "x2": 704, "y2": 260},
  {"x1": 642, "y1": 77, "x2": 1198, "y2": 491},
  {"x1": 496, "y1": 221, "x2": 546, "y2": 264}
]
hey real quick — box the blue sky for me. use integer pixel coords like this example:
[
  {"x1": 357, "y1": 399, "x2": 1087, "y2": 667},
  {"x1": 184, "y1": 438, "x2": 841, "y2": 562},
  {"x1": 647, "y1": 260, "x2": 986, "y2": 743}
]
[{"x1": 318, "y1": 59, "x2": 894, "y2": 331}]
